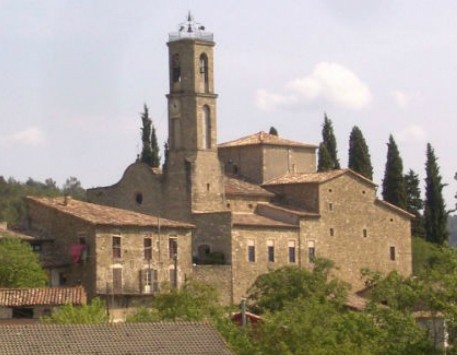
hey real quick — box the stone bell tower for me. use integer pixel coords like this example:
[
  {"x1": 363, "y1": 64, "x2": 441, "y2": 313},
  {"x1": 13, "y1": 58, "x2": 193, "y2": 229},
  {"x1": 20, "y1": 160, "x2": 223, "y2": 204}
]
[{"x1": 164, "y1": 14, "x2": 226, "y2": 220}]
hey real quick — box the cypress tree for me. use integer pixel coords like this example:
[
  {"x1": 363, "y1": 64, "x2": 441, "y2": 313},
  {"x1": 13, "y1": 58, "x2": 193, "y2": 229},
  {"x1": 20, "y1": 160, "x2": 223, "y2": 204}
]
[
  {"x1": 348, "y1": 126, "x2": 373, "y2": 180},
  {"x1": 318, "y1": 143, "x2": 333, "y2": 172},
  {"x1": 424, "y1": 143, "x2": 448, "y2": 245},
  {"x1": 404, "y1": 169, "x2": 425, "y2": 238},
  {"x1": 321, "y1": 114, "x2": 340, "y2": 169},
  {"x1": 269, "y1": 126, "x2": 278, "y2": 136},
  {"x1": 382, "y1": 135, "x2": 407, "y2": 209},
  {"x1": 140, "y1": 104, "x2": 160, "y2": 167}
]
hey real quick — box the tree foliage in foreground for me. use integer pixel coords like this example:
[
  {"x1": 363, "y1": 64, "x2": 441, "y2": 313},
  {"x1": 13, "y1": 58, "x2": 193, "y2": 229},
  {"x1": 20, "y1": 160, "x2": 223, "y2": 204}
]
[
  {"x1": 43, "y1": 297, "x2": 108, "y2": 324},
  {"x1": 424, "y1": 143, "x2": 448, "y2": 245},
  {"x1": 0, "y1": 238, "x2": 48, "y2": 287}
]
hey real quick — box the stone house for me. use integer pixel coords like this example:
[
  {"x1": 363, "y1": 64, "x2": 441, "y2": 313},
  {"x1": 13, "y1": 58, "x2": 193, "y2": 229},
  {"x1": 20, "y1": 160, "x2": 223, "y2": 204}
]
[
  {"x1": 24, "y1": 196, "x2": 193, "y2": 314},
  {"x1": 16, "y1": 15, "x2": 412, "y2": 306}
]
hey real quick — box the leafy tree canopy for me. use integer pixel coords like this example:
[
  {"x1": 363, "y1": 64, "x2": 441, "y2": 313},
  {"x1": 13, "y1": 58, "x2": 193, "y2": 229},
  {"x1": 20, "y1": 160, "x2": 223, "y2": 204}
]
[
  {"x1": 0, "y1": 238, "x2": 48, "y2": 287},
  {"x1": 43, "y1": 297, "x2": 108, "y2": 324}
]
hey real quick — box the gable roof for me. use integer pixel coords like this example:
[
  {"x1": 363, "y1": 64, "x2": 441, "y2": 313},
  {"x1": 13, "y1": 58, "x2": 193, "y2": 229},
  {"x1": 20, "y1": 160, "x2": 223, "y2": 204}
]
[
  {"x1": 374, "y1": 199, "x2": 415, "y2": 218},
  {"x1": 218, "y1": 131, "x2": 317, "y2": 149},
  {"x1": 0, "y1": 286, "x2": 86, "y2": 307},
  {"x1": 0, "y1": 322, "x2": 233, "y2": 355},
  {"x1": 224, "y1": 176, "x2": 274, "y2": 198},
  {"x1": 263, "y1": 169, "x2": 377, "y2": 187},
  {"x1": 26, "y1": 196, "x2": 194, "y2": 229}
]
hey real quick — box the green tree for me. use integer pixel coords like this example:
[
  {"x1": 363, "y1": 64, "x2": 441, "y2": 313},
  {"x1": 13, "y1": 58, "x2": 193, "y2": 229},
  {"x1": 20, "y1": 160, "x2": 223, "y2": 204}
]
[
  {"x1": 405, "y1": 169, "x2": 425, "y2": 238},
  {"x1": 320, "y1": 114, "x2": 340, "y2": 170},
  {"x1": 317, "y1": 142, "x2": 334, "y2": 172},
  {"x1": 0, "y1": 238, "x2": 48, "y2": 287},
  {"x1": 348, "y1": 126, "x2": 373, "y2": 180},
  {"x1": 247, "y1": 260, "x2": 349, "y2": 313},
  {"x1": 43, "y1": 297, "x2": 108, "y2": 324},
  {"x1": 139, "y1": 104, "x2": 160, "y2": 167},
  {"x1": 382, "y1": 135, "x2": 407, "y2": 209},
  {"x1": 424, "y1": 143, "x2": 448, "y2": 245},
  {"x1": 269, "y1": 126, "x2": 278, "y2": 136},
  {"x1": 62, "y1": 176, "x2": 86, "y2": 201}
]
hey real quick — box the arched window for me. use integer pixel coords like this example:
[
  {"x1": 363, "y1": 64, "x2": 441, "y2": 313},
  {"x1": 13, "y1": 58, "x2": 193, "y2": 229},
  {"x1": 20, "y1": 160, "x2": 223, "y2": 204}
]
[
  {"x1": 172, "y1": 54, "x2": 181, "y2": 83},
  {"x1": 199, "y1": 53, "x2": 209, "y2": 92},
  {"x1": 201, "y1": 105, "x2": 211, "y2": 149}
]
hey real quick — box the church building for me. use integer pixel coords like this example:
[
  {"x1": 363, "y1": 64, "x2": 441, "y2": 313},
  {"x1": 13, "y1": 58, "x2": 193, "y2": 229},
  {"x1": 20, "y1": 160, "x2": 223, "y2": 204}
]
[{"x1": 18, "y1": 15, "x2": 411, "y2": 310}]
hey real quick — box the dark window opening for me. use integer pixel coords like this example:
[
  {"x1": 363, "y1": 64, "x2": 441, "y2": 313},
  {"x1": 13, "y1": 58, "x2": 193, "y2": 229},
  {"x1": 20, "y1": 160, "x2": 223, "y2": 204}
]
[
  {"x1": 199, "y1": 53, "x2": 209, "y2": 92},
  {"x1": 207, "y1": 183, "x2": 210, "y2": 192},
  {"x1": 198, "y1": 244, "x2": 211, "y2": 259},
  {"x1": 328, "y1": 203, "x2": 333, "y2": 211},
  {"x1": 170, "y1": 268, "x2": 177, "y2": 288},
  {"x1": 172, "y1": 54, "x2": 181, "y2": 83},
  {"x1": 169, "y1": 237, "x2": 178, "y2": 259},
  {"x1": 136, "y1": 192, "x2": 143, "y2": 205},
  {"x1": 268, "y1": 246, "x2": 275, "y2": 262},
  {"x1": 248, "y1": 245, "x2": 255, "y2": 262},
  {"x1": 289, "y1": 244, "x2": 296, "y2": 263},
  {"x1": 113, "y1": 236, "x2": 121, "y2": 259},
  {"x1": 185, "y1": 160, "x2": 192, "y2": 192},
  {"x1": 59, "y1": 272, "x2": 67, "y2": 285},
  {"x1": 12, "y1": 307, "x2": 33, "y2": 319},
  {"x1": 363, "y1": 229, "x2": 368, "y2": 238},
  {"x1": 233, "y1": 165, "x2": 239, "y2": 175},
  {"x1": 308, "y1": 247, "x2": 315, "y2": 262},
  {"x1": 144, "y1": 238, "x2": 152, "y2": 260},
  {"x1": 330, "y1": 228, "x2": 334, "y2": 236},
  {"x1": 31, "y1": 243, "x2": 42, "y2": 252},
  {"x1": 390, "y1": 246, "x2": 396, "y2": 261},
  {"x1": 113, "y1": 268, "x2": 122, "y2": 294}
]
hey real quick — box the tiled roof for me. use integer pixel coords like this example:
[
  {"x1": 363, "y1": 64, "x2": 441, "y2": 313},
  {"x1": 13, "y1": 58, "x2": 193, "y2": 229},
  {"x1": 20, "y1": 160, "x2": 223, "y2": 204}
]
[
  {"x1": 26, "y1": 196, "x2": 194, "y2": 229},
  {"x1": 374, "y1": 199, "x2": 415, "y2": 218},
  {"x1": 219, "y1": 131, "x2": 317, "y2": 149},
  {"x1": 0, "y1": 225, "x2": 34, "y2": 241},
  {"x1": 0, "y1": 286, "x2": 86, "y2": 307},
  {"x1": 224, "y1": 176, "x2": 274, "y2": 197},
  {"x1": 263, "y1": 169, "x2": 377, "y2": 186},
  {"x1": 0, "y1": 322, "x2": 233, "y2": 355},
  {"x1": 232, "y1": 213, "x2": 298, "y2": 228},
  {"x1": 258, "y1": 203, "x2": 320, "y2": 217}
]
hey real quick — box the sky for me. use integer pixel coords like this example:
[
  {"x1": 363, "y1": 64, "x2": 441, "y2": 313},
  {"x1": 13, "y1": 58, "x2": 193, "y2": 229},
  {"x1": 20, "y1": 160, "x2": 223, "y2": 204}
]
[{"x1": 1, "y1": 0, "x2": 456, "y2": 210}]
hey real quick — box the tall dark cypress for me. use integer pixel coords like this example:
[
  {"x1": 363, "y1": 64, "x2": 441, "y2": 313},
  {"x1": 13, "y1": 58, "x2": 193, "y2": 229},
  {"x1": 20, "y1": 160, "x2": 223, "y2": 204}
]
[
  {"x1": 404, "y1": 169, "x2": 425, "y2": 238},
  {"x1": 382, "y1": 135, "x2": 407, "y2": 209},
  {"x1": 269, "y1": 126, "x2": 278, "y2": 136},
  {"x1": 424, "y1": 144, "x2": 448, "y2": 245},
  {"x1": 317, "y1": 143, "x2": 333, "y2": 172},
  {"x1": 321, "y1": 114, "x2": 340, "y2": 169},
  {"x1": 140, "y1": 104, "x2": 160, "y2": 167},
  {"x1": 348, "y1": 126, "x2": 373, "y2": 180}
]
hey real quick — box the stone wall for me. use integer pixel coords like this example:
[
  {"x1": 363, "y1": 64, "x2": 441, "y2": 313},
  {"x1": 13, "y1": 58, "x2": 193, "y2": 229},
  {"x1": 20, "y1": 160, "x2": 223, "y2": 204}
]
[
  {"x1": 263, "y1": 146, "x2": 316, "y2": 182},
  {"x1": 231, "y1": 225, "x2": 300, "y2": 303},
  {"x1": 87, "y1": 163, "x2": 163, "y2": 217},
  {"x1": 192, "y1": 265, "x2": 232, "y2": 305},
  {"x1": 300, "y1": 174, "x2": 412, "y2": 291},
  {"x1": 265, "y1": 183, "x2": 319, "y2": 212},
  {"x1": 218, "y1": 145, "x2": 263, "y2": 184}
]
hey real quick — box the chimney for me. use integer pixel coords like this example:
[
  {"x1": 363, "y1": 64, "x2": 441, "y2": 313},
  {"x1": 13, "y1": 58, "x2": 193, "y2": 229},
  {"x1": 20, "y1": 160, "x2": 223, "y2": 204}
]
[{"x1": 64, "y1": 195, "x2": 72, "y2": 206}]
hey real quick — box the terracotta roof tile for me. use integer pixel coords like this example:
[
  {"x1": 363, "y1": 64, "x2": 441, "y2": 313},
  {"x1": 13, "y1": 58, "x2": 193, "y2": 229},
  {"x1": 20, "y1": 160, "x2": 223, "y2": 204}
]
[
  {"x1": 263, "y1": 169, "x2": 377, "y2": 186},
  {"x1": 258, "y1": 203, "x2": 320, "y2": 217},
  {"x1": 224, "y1": 176, "x2": 274, "y2": 197},
  {"x1": 232, "y1": 213, "x2": 298, "y2": 228},
  {"x1": 219, "y1": 131, "x2": 317, "y2": 149},
  {"x1": 26, "y1": 197, "x2": 194, "y2": 229},
  {"x1": 0, "y1": 322, "x2": 233, "y2": 354},
  {"x1": 0, "y1": 287, "x2": 86, "y2": 307}
]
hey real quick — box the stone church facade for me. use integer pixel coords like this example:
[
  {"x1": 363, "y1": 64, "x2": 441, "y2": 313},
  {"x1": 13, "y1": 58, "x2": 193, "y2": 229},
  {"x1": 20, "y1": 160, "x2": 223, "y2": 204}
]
[{"x1": 83, "y1": 15, "x2": 413, "y2": 304}]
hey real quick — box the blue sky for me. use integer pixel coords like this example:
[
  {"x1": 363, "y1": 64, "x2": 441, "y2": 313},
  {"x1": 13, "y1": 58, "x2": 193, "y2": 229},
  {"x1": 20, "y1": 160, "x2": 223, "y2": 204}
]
[{"x1": 1, "y1": 1, "x2": 456, "y2": 210}]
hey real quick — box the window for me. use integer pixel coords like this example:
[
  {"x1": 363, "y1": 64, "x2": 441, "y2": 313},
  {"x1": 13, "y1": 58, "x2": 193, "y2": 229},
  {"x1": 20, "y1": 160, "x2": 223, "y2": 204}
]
[
  {"x1": 363, "y1": 229, "x2": 368, "y2": 238},
  {"x1": 267, "y1": 240, "x2": 275, "y2": 262},
  {"x1": 198, "y1": 244, "x2": 210, "y2": 260},
  {"x1": 172, "y1": 118, "x2": 181, "y2": 149},
  {"x1": 169, "y1": 237, "x2": 178, "y2": 258},
  {"x1": 288, "y1": 240, "x2": 296, "y2": 263},
  {"x1": 172, "y1": 53, "x2": 181, "y2": 83},
  {"x1": 330, "y1": 228, "x2": 334, "y2": 237},
  {"x1": 142, "y1": 269, "x2": 158, "y2": 293},
  {"x1": 135, "y1": 192, "x2": 143, "y2": 205},
  {"x1": 328, "y1": 203, "x2": 333, "y2": 211},
  {"x1": 31, "y1": 243, "x2": 42, "y2": 252},
  {"x1": 199, "y1": 53, "x2": 209, "y2": 92},
  {"x1": 307, "y1": 241, "x2": 315, "y2": 262},
  {"x1": 112, "y1": 236, "x2": 121, "y2": 259},
  {"x1": 247, "y1": 240, "x2": 255, "y2": 262},
  {"x1": 144, "y1": 238, "x2": 152, "y2": 260},
  {"x1": 201, "y1": 105, "x2": 211, "y2": 149},
  {"x1": 112, "y1": 268, "x2": 122, "y2": 294},
  {"x1": 390, "y1": 246, "x2": 396, "y2": 261}
]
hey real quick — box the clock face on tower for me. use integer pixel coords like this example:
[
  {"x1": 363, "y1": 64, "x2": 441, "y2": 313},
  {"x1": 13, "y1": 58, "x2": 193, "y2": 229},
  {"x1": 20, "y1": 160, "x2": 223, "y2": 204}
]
[{"x1": 169, "y1": 98, "x2": 181, "y2": 116}]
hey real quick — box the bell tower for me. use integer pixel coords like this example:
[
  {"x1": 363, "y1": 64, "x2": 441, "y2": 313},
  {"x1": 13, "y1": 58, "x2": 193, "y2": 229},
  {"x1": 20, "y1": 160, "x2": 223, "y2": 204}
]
[{"x1": 164, "y1": 14, "x2": 226, "y2": 219}]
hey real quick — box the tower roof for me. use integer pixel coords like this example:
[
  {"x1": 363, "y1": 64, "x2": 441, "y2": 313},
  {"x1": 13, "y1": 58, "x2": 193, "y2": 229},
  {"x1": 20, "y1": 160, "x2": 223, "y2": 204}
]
[
  {"x1": 218, "y1": 131, "x2": 317, "y2": 149},
  {"x1": 168, "y1": 13, "x2": 213, "y2": 42}
]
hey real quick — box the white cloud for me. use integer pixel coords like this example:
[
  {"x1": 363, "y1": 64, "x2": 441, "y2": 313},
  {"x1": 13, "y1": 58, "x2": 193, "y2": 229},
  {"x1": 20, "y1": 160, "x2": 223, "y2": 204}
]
[
  {"x1": 0, "y1": 127, "x2": 46, "y2": 147},
  {"x1": 391, "y1": 90, "x2": 417, "y2": 110},
  {"x1": 256, "y1": 62, "x2": 372, "y2": 111},
  {"x1": 396, "y1": 124, "x2": 427, "y2": 143}
]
